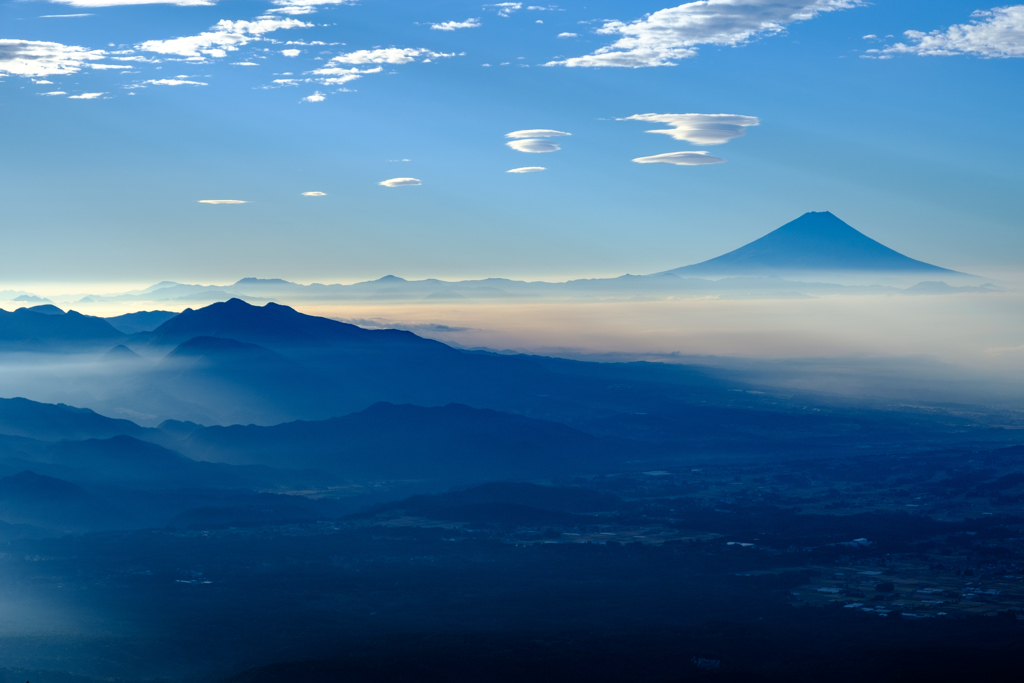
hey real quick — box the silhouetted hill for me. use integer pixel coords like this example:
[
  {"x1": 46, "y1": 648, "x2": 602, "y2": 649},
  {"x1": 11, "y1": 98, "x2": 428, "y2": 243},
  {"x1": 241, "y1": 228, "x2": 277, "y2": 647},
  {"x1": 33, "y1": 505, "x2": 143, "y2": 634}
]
[
  {"x1": 171, "y1": 402, "x2": 652, "y2": 482},
  {"x1": 0, "y1": 427, "x2": 326, "y2": 490},
  {"x1": 42, "y1": 435, "x2": 207, "y2": 484},
  {"x1": 25, "y1": 304, "x2": 65, "y2": 316},
  {"x1": 0, "y1": 397, "x2": 151, "y2": 441},
  {"x1": 666, "y1": 212, "x2": 962, "y2": 276},
  {"x1": 167, "y1": 335, "x2": 292, "y2": 365},
  {"x1": 0, "y1": 470, "x2": 120, "y2": 531},
  {"x1": 105, "y1": 310, "x2": 177, "y2": 334},
  {"x1": 103, "y1": 344, "x2": 145, "y2": 362},
  {"x1": 140, "y1": 298, "x2": 445, "y2": 351},
  {"x1": 0, "y1": 306, "x2": 125, "y2": 348},
  {"x1": 0, "y1": 469, "x2": 89, "y2": 501}
]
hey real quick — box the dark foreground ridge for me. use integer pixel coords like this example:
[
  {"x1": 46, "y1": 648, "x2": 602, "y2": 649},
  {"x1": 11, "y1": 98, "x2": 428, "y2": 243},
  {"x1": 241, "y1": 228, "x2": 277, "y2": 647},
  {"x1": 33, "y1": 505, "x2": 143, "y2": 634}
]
[
  {"x1": 666, "y1": 211, "x2": 963, "y2": 276},
  {"x1": 0, "y1": 299, "x2": 1021, "y2": 683}
]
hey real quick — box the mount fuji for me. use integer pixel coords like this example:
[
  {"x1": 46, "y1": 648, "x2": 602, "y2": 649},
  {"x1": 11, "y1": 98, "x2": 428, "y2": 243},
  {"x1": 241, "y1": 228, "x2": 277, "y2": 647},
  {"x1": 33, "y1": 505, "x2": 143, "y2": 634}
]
[{"x1": 663, "y1": 211, "x2": 966, "y2": 277}]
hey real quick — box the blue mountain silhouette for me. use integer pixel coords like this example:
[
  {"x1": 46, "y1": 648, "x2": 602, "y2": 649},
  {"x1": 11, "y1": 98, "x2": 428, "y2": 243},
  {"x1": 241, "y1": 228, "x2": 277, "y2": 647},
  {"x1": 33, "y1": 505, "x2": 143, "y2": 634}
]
[
  {"x1": 666, "y1": 211, "x2": 962, "y2": 276},
  {"x1": 140, "y1": 298, "x2": 440, "y2": 351},
  {"x1": 0, "y1": 306, "x2": 125, "y2": 348}
]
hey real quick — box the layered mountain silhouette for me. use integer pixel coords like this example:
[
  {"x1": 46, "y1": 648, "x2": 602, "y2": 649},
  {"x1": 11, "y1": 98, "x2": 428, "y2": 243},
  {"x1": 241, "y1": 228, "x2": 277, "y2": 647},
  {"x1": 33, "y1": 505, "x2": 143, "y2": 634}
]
[
  {"x1": 664, "y1": 211, "x2": 963, "y2": 277},
  {"x1": 0, "y1": 305, "x2": 125, "y2": 349},
  {"x1": 0, "y1": 470, "x2": 121, "y2": 531},
  {"x1": 0, "y1": 298, "x2": 883, "y2": 445},
  {"x1": 166, "y1": 402, "x2": 648, "y2": 481},
  {"x1": 0, "y1": 396, "x2": 652, "y2": 486},
  {"x1": 0, "y1": 396, "x2": 152, "y2": 441}
]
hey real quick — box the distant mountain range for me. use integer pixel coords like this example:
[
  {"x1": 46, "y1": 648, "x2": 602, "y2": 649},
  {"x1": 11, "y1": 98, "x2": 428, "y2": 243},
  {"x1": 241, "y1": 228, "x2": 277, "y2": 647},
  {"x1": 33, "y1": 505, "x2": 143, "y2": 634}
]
[{"x1": 0, "y1": 213, "x2": 988, "y2": 312}]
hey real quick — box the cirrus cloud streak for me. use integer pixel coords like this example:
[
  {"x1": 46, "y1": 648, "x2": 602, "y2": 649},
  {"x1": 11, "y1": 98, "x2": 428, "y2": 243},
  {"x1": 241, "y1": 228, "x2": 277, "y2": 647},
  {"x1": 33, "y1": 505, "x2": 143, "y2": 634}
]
[{"x1": 379, "y1": 177, "x2": 421, "y2": 187}]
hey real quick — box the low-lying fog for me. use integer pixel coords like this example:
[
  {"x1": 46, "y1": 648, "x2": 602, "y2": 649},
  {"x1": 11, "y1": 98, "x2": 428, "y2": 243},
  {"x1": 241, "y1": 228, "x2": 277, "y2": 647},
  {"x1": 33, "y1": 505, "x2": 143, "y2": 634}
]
[
  {"x1": 312, "y1": 293, "x2": 1024, "y2": 407},
  {"x1": 2, "y1": 286, "x2": 1023, "y2": 415}
]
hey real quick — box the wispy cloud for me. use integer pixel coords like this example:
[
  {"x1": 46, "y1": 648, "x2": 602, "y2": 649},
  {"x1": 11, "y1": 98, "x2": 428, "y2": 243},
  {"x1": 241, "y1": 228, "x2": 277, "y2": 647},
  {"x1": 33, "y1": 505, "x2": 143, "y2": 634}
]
[
  {"x1": 268, "y1": 0, "x2": 356, "y2": 16},
  {"x1": 379, "y1": 177, "x2": 421, "y2": 187},
  {"x1": 306, "y1": 47, "x2": 454, "y2": 87},
  {"x1": 550, "y1": 0, "x2": 865, "y2": 67},
  {"x1": 621, "y1": 113, "x2": 759, "y2": 144},
  {"x1": 301, "y1": 91, "x2": 326, "y2": 102},
  {"x1": 867, "y1": 6, "x2": 1024, "y2": 59},
  {"x1": 507, "y1": 166, "x2": 546, "y2": 173},
  {"x1": 557, "y1": 32, "x2": 578, "y2": 38},
  {"x1": 145, "y1": 78, "x2": 208, "y2": 85},
  {"x1": 40, "y1": 13, "x2": 94, "y2": 17},
  {"x1": 45, "y1": 0, "x2": 213, "y2": 5},
  {"x1": 431, "y1": 18, "x2": 482, "y2": 31},
  {"x1": 199, "y1": 199, "x2": 247, "y2": 204},
  {"x1": 506, "y1": 129, "x2": 571, "y2": 138},
  {"x1": 486, "y1": 3, "x2": 522, "y2": 18},
  {"x1": 282, "y1": 49, "x2": 302, "y2": 57},
  {"x1": 324, "y1": 47, "x2": 455, "y2": 64},
  {"x1": 69, "y1": 92, "x2": 105, "y2": 99},
  {"x1": 38, "y1": 91, "x2": 67, "y2": 96},
  {"x1": 0, "y1": 39, "x2": 107, "y2": 77},
  {"x1": 302, "y1": 191, "x2": 326, "y2": 196},
  {"x1": 632, "y1": 151, "x2": 725, "y2": 165},
  {"x1": 137, "y1": 17, "x2": 311, "y2": 60}
]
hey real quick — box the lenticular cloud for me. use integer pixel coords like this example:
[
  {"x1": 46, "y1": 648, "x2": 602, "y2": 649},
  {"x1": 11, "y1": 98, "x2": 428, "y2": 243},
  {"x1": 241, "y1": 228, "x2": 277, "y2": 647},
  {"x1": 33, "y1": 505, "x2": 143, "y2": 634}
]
[
  {"x1": 505, "y1": 129, "x2": 571, "y2": 153},
  {"x1": 622, "y1": 113, "x2": 759, "y2": 145},
  {"x1": 505, "y1": 129, "x2": 571, "y2": 139},
  {"x1": 379, "y1": 178, "x2": 421, "y2": 187},
  {"x1": 632, "y1": 151, "x2": 726, "y2": 165},
  {"x1": 506, "y1": 139, "x2": 562, "y2": 153}
]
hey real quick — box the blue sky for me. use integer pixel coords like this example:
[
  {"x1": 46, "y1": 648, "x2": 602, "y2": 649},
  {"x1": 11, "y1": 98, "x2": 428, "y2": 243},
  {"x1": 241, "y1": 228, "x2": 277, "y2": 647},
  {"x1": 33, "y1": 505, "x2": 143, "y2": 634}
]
[{"x1": 1, "y1": 0, "x2": 1022, "y2": 285}]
